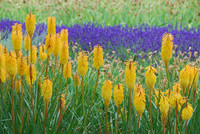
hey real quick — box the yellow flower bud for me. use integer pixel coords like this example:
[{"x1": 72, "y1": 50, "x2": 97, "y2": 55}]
[
  {"x1": 125, "y1": 61, "x2": 136, "y2": 89},
  {"x1": 12, "y1": 23, "x2": 23, "y2": 55},
  {"x1": 25, "y1": 12, "x2": 36, "y2": 38},
  {"x1": 159, "y1": 95, "x2": 170, "y2": 121},
  {"x1": 102, "y1": 80, "x2": 113, "y2": 108},
  {"x1": 45, "y1": 34, "x2": 55, "y2": 56},
  {"x1": 93, "y1": 44, "x2": 103, "y2": 69},
  {"x1": 180, "y1": 65, "x2": 190, "y2": 94},
  {"x1": 74, "y1": 74, "x2": 80, "y2": 87},
  {"x1": 24, "y1": 34, "x2": 31, "y2": 51},
  {"x1": 17, "y1": 56, "x2": 27, "y2": 77},
  {"x1": 53, "y1": 33, "x2": 61, "y2": 57},
  {"x1": 39, "y1": 45, "x2": 47, "y2": 62},
  {"x1": 60, "y1": 29, "x2": 68, "y2": 44},
  {"x1": 47, "y1": 17, "x2": 56, "y2": 35},
  {"x1": 145, "y1": 66, "x2": 157, "y2": 94},
  {"x1": 161, "y1": 33, "x2": 173, "y2": 67},
  {"x1": 59, "y1": 42, "x2": 69, "y2": 65},
  {"x1": 0, "y1": 68, "x2": 6, "y2": 82},
  {"x1": 181, "y1": 102, "x2": 193, "y2": 121},
  {"x1": 78, "y1": 51, "x2": 88, "y2": 77},
  {"x1": 58, "y1": 94, "x2": 66, "y2": 108},
  {"x1": 133, "y1": 90, "x2": 146, "y2": 118},
  {"x1": 114, "y1": 84, "x2": 124, "y2": 107},
  {"x1": 25, "y1": 64, "x2": 36, "y2": 85},
  {"x1": 63, "y1": 62, "x2": 72, "y2": 79},
  {"x1": 5, "y1": 52, "x2": 17, "y2": 77},
  {"x1": 42, "y1": 79, "x2": 53, "y2": 103}
]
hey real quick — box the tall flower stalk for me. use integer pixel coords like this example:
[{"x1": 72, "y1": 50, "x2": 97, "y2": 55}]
[
  {"x1": 78, "y1": 51, "x2": 88, "y2": 134},
  {"x1": 5, "y1": 52, "x2": 17, "y2": 133},
  {"x1": 114, "y1": 84, "x2": 124, "y2": 134},
  {"x1": 102, "y1": 80, "x2": 112, "y2": 133},
  {"x1": 63, "y1": 62, "x2": 72, "y2": 98},
  {"x1": 125, "y1": 61, "x2": 136, "y2": 133},
  {"x1": 145, "y1": 65, "x2": 157, "y2": 134},
  {"x1": 41, "y1": 79, "x2": 53, "y2": 134},
  {"x1": 58, "y1": 41, "x2": 69, "y2": 89},
  {"x1": 159, "y1": 95, "x2": 169, "y2": 134},
  {"x1": 88, "y1": 44, "x2": 103, "y2": 111}
]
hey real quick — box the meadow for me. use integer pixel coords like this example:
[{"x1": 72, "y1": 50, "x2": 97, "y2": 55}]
[{"x1": 0, "y1": 0, "x2": 200, "y2": 134}]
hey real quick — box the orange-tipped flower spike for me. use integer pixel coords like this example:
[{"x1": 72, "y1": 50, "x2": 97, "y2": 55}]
[
  {"x1": 5, "y1": 52, "x2": 17, "y2": 77},
  {"x1": 78, "y1": 51, "x2": 88, "y2": 77},
  {"x1": 125, "y1": 61, "x2": 136, "y2": 89},
  {"x1": 181, "y1": 102, "x2": 193, "y2": 121},
  {"x1": 161, "y1": 33, "x2": 173, "y2": 67},
  {"x1": 145, "y1": 65, "x2": 157, "y2": 94},
  {"x1": 39, "y1": 45, "x2": 47, "y2": 62},
  {"x1": 60, "y1": 29, "x2": 68, "y2": 44},
  {"x1": 159, "y1": 95, "x2": 170, "y2": 123},
  {"x1": 133, "y1": 87, "x2": 146, "y2": 118},
  {"x1": 53, "y1": 33, "x2": 61, "y2": 57},
  {"x1": 59, "y1": 42, "x2": 69, "y2": 65},
  {"x1": 93, "y1": 44, "x2": 103, "y2": 69},
  {"x1": 114, "y1": 84, "x2": 124, "y2": 107},
  {"x1": 41, "y1": 79, "x2": 53, "y2": 103},
  {"x1": 63, "y1": 62, "x2": 72, "y2": 79},
  {"x1": 17, "y1": 56, "x2": 27, "y2": 77},
  {"x1": 45, "y1": 34, "x2": 55, "y2": 56},
  {"x1": 24, "y1": 34, "x2": 31, "y2": 51},
  {"x1": 180, "y1": 65, "x2": 190, "y2": 94},
  {"x1": 12, "y1": 23, "x2": 23, "y2": 55},
  {"x1": 47, "y1": 17, "x2": 56, "y2": 35},
  {"x1": 25, "y1": 12, "x2": 36, "y2": 38},
  {"x1": 102, "y1": 80, "x2": 113, "y2": 108},
  {"x1": 28, "y1": 46, "x2": 37, "y2": 64},
  {"x1": 25, "y1": 64, "x2": 36, "y2": 85}
]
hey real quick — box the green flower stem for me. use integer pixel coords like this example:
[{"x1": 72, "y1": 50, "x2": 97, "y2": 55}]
[
  {"x1": 128, "y1": 88, "x2": 132, "y2": 134},
  {"x1": 82, "y1": 76, "x2": 87, "y2": 134},
  {"x1": 116, "y1": 106, "x2": 120, "y2": 134},
  {"x1": 11, "y1": 76, "x2": 15, "y2": 134}
]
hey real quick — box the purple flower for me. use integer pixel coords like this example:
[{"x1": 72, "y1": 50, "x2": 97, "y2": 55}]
[{"x1": 1, "y1": 18, "x2": 200, "y2": 56}]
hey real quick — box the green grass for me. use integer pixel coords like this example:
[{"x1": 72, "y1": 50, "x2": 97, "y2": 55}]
[
  {"x1": 0, "y1": 0, "x2": 199, "y2": 27},
  {"x1": 0, "y1": 34, "x2": 200, "y2": 133}
]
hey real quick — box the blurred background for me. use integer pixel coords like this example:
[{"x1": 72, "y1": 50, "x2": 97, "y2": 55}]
[{"x1": 0, "y1": 0, "x2": 199, "y2": 27}]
